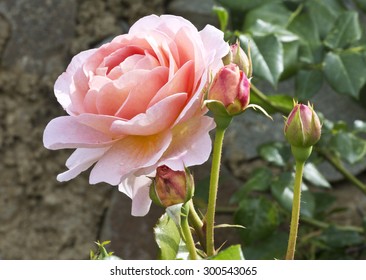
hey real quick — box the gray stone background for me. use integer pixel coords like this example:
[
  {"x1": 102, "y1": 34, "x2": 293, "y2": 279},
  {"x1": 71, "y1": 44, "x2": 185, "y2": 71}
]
[{"x1": 0, "y1": 0, "x2": 365, "y2": 259}]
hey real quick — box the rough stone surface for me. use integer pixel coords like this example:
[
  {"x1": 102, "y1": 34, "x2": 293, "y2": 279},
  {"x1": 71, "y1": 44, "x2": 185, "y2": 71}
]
[{"x1": 0, "y1": 0, "x2": 165, "y2": 260}]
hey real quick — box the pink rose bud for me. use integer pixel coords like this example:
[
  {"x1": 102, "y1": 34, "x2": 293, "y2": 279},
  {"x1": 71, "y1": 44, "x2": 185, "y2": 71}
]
[
  {"x1": 149, "y1": 165, "x2": 194, "y2": 208},
  {"x1": 223, "y1": 40, "x2": 252, "y2": 77},
  {"x1": 208, "y1": 63, "x2": 250, "y2": 116},
  {"x1": 284, "y1": 102, "x2": 321, "y2": 148}
]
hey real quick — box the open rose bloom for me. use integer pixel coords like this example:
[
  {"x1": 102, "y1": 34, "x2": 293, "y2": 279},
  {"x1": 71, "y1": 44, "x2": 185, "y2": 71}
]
[{"x1": 43, "y1": 15, "x2": 228, "y2": 216}]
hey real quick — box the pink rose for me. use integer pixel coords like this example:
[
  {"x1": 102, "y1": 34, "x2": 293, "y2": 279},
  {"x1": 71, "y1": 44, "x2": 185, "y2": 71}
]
[{"x1": 43, "y1": 15, "x2": 228, "y2": 216}]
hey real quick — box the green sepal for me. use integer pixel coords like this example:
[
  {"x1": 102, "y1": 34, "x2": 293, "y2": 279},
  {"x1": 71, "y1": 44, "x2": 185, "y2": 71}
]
[
  {"x1": 291, "y1": 145, "x2": 313, "y2": 163},
  {"x1": 204, "y1": 100, "x2": 233, "y2": 130}
]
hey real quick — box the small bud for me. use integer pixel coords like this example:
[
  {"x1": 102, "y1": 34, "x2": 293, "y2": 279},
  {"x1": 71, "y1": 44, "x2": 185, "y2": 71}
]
[
  {"x1": 222, "y1": 40, "x2": 252, "y2": 77},
  {"x1": 284, "y1": 102, "x2": 321, "y2": 148},
  {"x1": 207, "y1": 63, "x2": 250, "y2": 116},
  {"x1": 149, "y1": 165, "x2": 194, "y2": 208}
]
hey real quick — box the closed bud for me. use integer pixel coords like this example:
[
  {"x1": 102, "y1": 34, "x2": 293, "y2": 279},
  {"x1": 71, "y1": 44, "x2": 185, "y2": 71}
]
[
  {"x1": 207, "y1": 63, "x2": 250, "y2": 116},
  {"x1": 284, "y1": 102, "x2": 321, "y2": 148},
  {"x1": 149, "y1": 165, "x2": 194, "y2": 208},
  {"x1": 222, "y1": 40, "x2": 252, "y2": 77}
]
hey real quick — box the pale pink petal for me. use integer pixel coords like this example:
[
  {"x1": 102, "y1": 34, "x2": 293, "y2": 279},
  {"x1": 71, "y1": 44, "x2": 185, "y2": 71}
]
[
  {"x1": 95, "y1": 82, "x2": 129, "y2": 115},
  {"x1": 134, "y1": 52, "x2": 160, "y2": 70},
  {"x1": 200, "y1": 24, "x2": 229, "y2": 73},
  {"x1": 111, "y1": 93, "x2": 187, "y2": 136},
  {"x1": 118, "y1": 175, "x2": 153, "y2": 216},
  {"x1": 57, "y1": 147, "x2": 109, "y2": 181},
  {"x1": 75, "y1": 114, "x2": 121, "y2": 136},
  {"x1": 102, "y1": 46, "x2": 144, "y2": 72},
  {"x1": 115, "y1": 66, "x2": 169, "y2": 119},
  {"x1": 83, "y1": 89, "x2": 98, "y2": 114},
  {"x1": 54, "y1": 49, "x2": 96, "y2": 114},
  {"x1": 148, "y1": 61, "x2": 194, "y2": 107},
  {"x1": 89, "y1": 75, "x2": 111, "y2": 91},
  {"x1": 89, "y1": 131, "x2": 172, "y2": 185},
  {"x1": 129, "y1": 15, "x2": 197, "y2": 38},
  {"x1": 160, "y1": 116, "x2": 215, "y2": 170},
  {"x1": 43, "y1": 116, "x2": 113, "y2": 149}
]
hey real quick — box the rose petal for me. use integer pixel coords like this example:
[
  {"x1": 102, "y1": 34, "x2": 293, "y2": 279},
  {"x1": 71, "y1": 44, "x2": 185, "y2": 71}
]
[
  {"x1": 43, "y1": 116, "x2": 113, "y2": 149},
  {"x1": 118, "y1": 175, "x2": 153, "y2": 216},
  {"x1": 112, "y1": 92, "x2": 187, "y2": 136},
  {"x1": 57, "y1": 147, "x2": 109, "y2": 181},
  {"x1": 115, "y1": 66, "x2": 169, "y2": 119},
  {"x1": 89, "y1": 131, "x2": 172, "y2": 185},
  {"x1": 160, "y1": 116, "x2": 215, "y2": 170},
  {"x1": 148, "y1": 60, "x2": 194, "y2": 107},
  {"x1": 199, "y1": 24, "x2": 229, "y2": 74},
  {"x1": 54, "y1": 49, "x2": 96, "y2": 114}
]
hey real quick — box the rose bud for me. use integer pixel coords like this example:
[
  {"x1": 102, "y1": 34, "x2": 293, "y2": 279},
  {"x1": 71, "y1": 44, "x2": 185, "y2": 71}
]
[
  {"x1": 149, "y1": 165, "x2": 194, "y2": 208},
  {"x1": 222, "y1": 40, "x2": 252, "y2": 77},
  {"x1": 284, "y1": 102, "x2": 321, "y2": 148},
  {"x1": 207, "y1": 63, "x2": 250, "y2": 116}
]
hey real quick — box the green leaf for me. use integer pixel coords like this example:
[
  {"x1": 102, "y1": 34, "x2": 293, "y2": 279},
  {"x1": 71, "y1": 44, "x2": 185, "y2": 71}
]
[
  {"x1": 313, "y1": 192, "x2": 336, "y2": 216},
  {"x1": 317, "y1": 226, "x2": 364, "y2": 248},
  {"x1": 306, "y1": 0, "x2": 342, "y2": 39},
  {"x1": 303, "y1": 162, "x2": 331, "y2": 188},
  {"x1": 213, "y1": 6, "x2": 229, "y2": 32},
  {"x1": 281, "y1": 40, "x2": 300, "y2": 79},
  {"x1": 234, "y1": 197, "x2": 280, "y2": 244},
  {"x1": 288, "y1": 13, "x2": 323, "y2": 64},
  {"x1": 271, "y1": 172, "x2": 316, "y2": 218},
  {"x1": 324, "y1": 11, "x2": 361, "y2": 50},
  {"x1": 250, "y1": 93, "x2": 293, "y2": 115},
  {"x1": 239, "y1": 34, "x2": 284, "y2": 87},
  {"x1": 258, "y1": 142, "x2": 291, "y2": 166},
  {"x1": 295, "y1": 69, "x2": 323, "y2": 100},
  {"x1": 248, "y1": 20, "x2": 299, "y2": 42},
  {"x1": 230, "y1": 167, "x2": 272, "y2": 204},
  {"x1": 324, "y1": 51, "x2": 366, "y2": 98},
  {"x1": 330, "y1": 131, "x2": 366, "y2": 164},
  {"x1": 243, "y1": 230, "x2": 288, "y2": 260},
  {"x1": 216, "y1": 0, "x2": 278, "y2": 12},
  {"x1": 154, "y1": 213, "x2": 181, "y2": 260},
  {"x1": 244, "y1": 3, "x2": 292, "y2": 30},
  {"x1": 210, "y1": 245, "x2": 245, "y2": 260}
]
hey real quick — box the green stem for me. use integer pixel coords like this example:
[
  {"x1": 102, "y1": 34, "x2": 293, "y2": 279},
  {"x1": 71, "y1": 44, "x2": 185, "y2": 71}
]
[
  {"x1": 188, "y1": 200, "x2": 206, "y2": 251},
  {"x1": 181, "y1": 205, "x2": 198, "y2": 260},
  {"x1": 286, "y1": 160, "x2": 305, "y2": 260},
  {"x1": 319, "y1": 150, "x2": 366, "y2": 195},
  {"x1": 206, "y1": 127, "x2": 226, "y2": 256},
  {"x1": 250, "y1": 83, "x2": 290, "y2": 115}
]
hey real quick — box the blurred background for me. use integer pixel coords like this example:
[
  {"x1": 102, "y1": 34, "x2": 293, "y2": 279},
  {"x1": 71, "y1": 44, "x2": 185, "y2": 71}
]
[{"x1": 0, "y1": 0, "x2": 365, "y2": 259}]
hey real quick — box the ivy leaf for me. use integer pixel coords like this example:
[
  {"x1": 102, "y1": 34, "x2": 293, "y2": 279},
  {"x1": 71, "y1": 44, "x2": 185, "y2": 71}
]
[
  {"x1": 330, "y1": 132, "x2": 366, "y2": 164},
  {"x1": 234, "y1": 197, "x2": 280, "y2": 244},
  {"x1": 295, "y1": 69, "x2": 323, "y2": 100},
  {"x1": 243, "y1": 230, "x2": 288, "y2": 260},
  {"x1": 210, "y1": 245, "x2": 245, "y2": 260},
  {"x1": 271, "y1": 172, "x2": 316, "y2": 218},
  {"x1": 324, "y1": 11, "x2": 361, "y2": 50},
  {"x1": 317, "y1": 226, "x2": 364, "y2": 248},
  {"x1": 230, "y1": 167, "x2": 272, "y2": 204},
  {"x1": 258, "y1": 142, "x2": 291, "y2": 167},
  {"x1": 303, "y1": 162, "x2": 331, "y2": 189},
  {"x1": 154, "y1": 213, "x2": 181, "y2": 260},
  {"x1": 324, "y1": 51, "x2": 366, "y2": 99},
  {"x1": 239, "y1": 34, "x2": 284, "y2": 87}
]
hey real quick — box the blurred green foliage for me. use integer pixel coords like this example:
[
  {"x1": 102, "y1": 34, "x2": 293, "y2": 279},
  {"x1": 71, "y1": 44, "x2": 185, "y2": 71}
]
[{"x1": 212, "y1": 0, "x2": 366, "y2": 259}]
